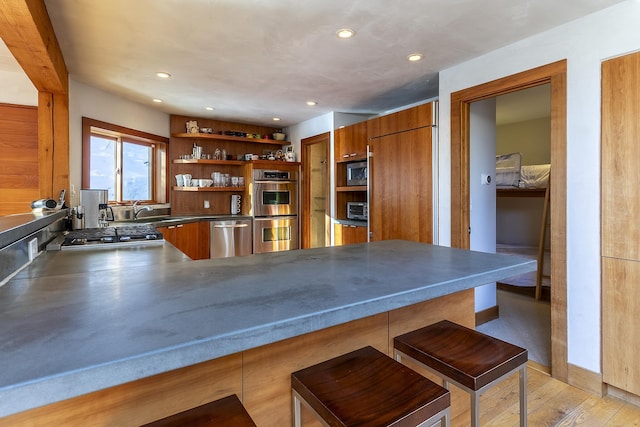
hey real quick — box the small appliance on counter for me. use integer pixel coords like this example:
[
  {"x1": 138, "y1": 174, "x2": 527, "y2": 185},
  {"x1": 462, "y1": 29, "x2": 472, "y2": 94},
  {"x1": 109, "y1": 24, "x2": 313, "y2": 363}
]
[
  {"x1": 347, "y1": 202, "x2": 368, "y2": 221},
  {"x1": 79, "y1": 189, "x2": 114, "y2": 228}
]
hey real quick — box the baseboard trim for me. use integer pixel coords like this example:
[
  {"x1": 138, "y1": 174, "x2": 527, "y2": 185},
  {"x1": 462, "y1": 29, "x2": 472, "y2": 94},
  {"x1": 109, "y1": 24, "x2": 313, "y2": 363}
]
[
  {"x1": 475, "y1": 305, "x2": 499, "y2": 326},
  {"x1": 606, "y1": 384, "x2": 640, "y2": 406},
  {"x1": 568, "y1": 363, "x2": 604, "y2": 397}
]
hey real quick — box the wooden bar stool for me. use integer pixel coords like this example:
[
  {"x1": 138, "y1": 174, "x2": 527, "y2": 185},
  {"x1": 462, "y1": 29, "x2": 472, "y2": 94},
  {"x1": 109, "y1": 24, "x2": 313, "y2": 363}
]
[
  {"x1": 394, "y1": 320, "x2": 528, "y2": 427},
  {"x1": 140, "y1": 394, "x2": 256, "y2": 427},
  {"x1": 291, "y1": 346, "x2": 451, "y2": 427}
]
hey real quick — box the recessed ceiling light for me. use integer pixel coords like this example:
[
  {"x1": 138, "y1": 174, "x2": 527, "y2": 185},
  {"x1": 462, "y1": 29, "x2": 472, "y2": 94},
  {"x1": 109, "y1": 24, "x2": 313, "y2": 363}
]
[
  {"x1": 336, "y1": 28, "x2": 355, "y2": 39},
  {"x1": 155, "y1": 72, "x2": 171, "y2": 79},
  {"x1": 205, "y1": 107, "x2": 214, "y2": 111},
  {"x1": 273, "y1": 117, "x2": 281, "y2": 122},
  {"x1": 306, "y1": 101, "x2": 318, "y2": 106},
  {"x1": 152, "y1": 98, "x2": 163, "y2": 103},
  {"x1": 407, "y1": 53, "x2": 423, "y2": 62}
]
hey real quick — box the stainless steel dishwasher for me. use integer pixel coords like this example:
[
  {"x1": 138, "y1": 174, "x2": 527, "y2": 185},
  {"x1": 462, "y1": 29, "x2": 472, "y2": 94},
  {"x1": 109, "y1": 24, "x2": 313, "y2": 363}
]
[{"x1": 210, "y1": 219, "x2": 253, "y2": 258}]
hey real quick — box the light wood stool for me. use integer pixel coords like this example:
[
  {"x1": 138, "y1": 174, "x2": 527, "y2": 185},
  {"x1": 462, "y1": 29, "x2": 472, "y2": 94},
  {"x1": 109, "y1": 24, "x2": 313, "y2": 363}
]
[
  {"x1": 394, "y1": 320, "x2": 528, "y2": 427},
  {"x1": 140, "y1": 394, "x2": 256, "y2": 427},
  {"x1": 291, "y1": 346, "x2": 450, "y2": 426}
]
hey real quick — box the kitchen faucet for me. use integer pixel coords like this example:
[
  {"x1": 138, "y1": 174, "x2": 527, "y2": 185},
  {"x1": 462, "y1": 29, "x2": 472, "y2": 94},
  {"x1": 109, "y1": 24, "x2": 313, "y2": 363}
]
[{"x1": 133, "y1": 200, "x2": 153, "y2": 220}]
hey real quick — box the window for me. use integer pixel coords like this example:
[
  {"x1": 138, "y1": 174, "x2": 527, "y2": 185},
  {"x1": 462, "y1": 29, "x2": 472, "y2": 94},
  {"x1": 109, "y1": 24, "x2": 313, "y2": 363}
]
[{"x1": 82, "y1": 118, "x2": 168, "y2": 204}]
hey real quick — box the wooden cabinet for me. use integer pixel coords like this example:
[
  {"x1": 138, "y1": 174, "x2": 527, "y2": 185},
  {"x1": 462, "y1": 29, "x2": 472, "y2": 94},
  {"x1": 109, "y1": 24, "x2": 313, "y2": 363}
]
[
  {"x1": 367, "y1": 102, "x2": 435, "y2": 243},
  {"x1": 158, "y1": 221, "x2": 210, "y2": 260},
  {"x1": 601, "y1": 51, "x2": 640, "y2": 395},
  {"x1": 170, "y1": 115, "x2": 288, "y2": 216},
  {"x1": 331, "y1": 103, "x2": 436, "y2": 245},
  {"x1": 334, "y1": 121, "x2": 369, "y2": 222},
  {"x1": 334, "y1": 223, "x2": 368, "y2": 246},
  {"x1": 335, "y1": 121, "x2": 368, "y2": 161}
]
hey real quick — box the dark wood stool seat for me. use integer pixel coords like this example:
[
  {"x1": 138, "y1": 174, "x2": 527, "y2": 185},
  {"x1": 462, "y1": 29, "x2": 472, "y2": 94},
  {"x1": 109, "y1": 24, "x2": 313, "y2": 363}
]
[
  {"x1": 291, "y1": 346, "x2": 450, "y2": 426},
  {"x1": 140, "y1": 394, "x2": 256, "y2": 427},
  {"x1": 394, "y1": 320, "x2": 528, "y2": 427}
]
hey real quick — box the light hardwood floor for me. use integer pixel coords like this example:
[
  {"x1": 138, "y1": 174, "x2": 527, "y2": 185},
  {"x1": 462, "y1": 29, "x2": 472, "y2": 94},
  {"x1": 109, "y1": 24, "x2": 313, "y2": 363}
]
[{"x1": 432, "y1": 363, "x2": 640, "y2": 426}]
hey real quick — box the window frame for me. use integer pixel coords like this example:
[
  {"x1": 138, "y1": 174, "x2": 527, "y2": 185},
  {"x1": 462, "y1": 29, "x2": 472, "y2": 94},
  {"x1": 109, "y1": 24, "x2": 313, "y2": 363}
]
[{"x1": 82, "y1": 117, "x2": 169, "y2": 204}]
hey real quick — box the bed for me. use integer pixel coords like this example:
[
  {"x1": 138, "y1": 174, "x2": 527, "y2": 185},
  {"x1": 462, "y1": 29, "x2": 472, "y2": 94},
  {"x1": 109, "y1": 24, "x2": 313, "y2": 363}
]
[{"x1": 496, "y1": 153, "x2": 550, "y2": 198}]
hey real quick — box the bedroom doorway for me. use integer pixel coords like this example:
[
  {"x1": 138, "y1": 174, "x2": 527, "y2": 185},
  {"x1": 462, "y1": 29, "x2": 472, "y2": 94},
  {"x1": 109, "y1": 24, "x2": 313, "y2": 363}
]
[
  {"x1": 480, "y1": 84, "x2": 552, "y2": 368},
  {"x1": 450, "y1": 60, "x2": 567, "y2": 380}
]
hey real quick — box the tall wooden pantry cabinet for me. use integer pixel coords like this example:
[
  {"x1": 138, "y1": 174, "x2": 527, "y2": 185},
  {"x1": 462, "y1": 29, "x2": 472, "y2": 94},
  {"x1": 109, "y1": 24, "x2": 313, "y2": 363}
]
[
  {"x1": 601, "y1": 50, "x2": 640, "y2": 397},
  {"x1": 333, "y1": 102, "x2": 437, "y2": 245}
]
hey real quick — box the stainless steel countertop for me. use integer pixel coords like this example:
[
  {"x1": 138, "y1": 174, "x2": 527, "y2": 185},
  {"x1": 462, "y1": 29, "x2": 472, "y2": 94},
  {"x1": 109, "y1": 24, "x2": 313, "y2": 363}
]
[{"x1": 0, "y1": 240, "x2": 536, "y2": 418}]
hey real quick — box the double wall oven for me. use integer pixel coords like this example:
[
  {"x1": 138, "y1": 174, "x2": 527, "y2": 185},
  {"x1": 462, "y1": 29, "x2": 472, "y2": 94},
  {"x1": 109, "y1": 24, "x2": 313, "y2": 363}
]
[{"x1": 252, "y1": 169, "x2": 298, "y2": 253}]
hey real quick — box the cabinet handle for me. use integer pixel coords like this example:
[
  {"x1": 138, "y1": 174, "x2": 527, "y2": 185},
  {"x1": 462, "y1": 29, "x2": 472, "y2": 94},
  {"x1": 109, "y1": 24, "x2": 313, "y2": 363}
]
[
  {"x1": 350, "y1": 153, "x2": 357, "y2": 157},
  {"x1": 177, "y1": 224, "x2": 184, "y2": 228},
  {"x1": 168, "y1": 225, "x2": 176, "y2": 229},
  {"x1": 342, "y1": 154, "x2": 350, "y2": 158}
]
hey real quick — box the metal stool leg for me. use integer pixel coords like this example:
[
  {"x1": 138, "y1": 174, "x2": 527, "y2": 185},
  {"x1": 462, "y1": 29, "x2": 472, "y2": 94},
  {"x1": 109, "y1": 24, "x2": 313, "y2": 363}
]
[
  {"x1": 292, "y1": 392, "x2": 302, "y2": 427},
  {"x1": 470, "y1": 392, "x2": 480, "y2": 427},
  {"x1": 519, "y1": 366, "x2": 527, "y2": 427}
]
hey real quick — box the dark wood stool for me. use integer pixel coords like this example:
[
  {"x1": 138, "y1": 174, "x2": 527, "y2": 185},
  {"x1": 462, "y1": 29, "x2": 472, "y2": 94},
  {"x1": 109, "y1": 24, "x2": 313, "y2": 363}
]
[
  {"x1": 291, "y1": 346, "x2": 450, "y2": 427},
  {"x1": 140, "y1": 394, "x2": 256, "y2": 427},
  {"x1": 394, "y1": 320, "x2": 528, "y2": 427}
]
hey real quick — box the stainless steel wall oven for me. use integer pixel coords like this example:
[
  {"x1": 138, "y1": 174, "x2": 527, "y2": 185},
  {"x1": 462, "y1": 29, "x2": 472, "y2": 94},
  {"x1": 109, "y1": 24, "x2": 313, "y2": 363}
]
[{"x1": 252, "y1": 168, "x2": 299, "y2": 253}]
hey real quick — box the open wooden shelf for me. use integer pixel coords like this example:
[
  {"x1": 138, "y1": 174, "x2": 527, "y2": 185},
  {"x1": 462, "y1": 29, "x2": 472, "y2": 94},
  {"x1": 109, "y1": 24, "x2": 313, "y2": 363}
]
[
  {"x1": 171, "y1": 132, "x2": 289, "y2": 145},
  {"x1": 336, "y1": 185, "x2": 367, "y2": 192},
  {"x1": 173, "y1": 186, "x2": 245, "y2": 192},
  {"x1": 173, "y1": 159, "x2": 245, "y2": 165}
]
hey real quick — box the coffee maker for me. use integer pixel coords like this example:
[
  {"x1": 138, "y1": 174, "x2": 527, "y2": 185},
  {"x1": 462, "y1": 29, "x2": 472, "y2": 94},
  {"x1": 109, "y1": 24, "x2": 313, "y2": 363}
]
[{"x1": 79, "y1": 189, "x2": 113, "y2": 228}]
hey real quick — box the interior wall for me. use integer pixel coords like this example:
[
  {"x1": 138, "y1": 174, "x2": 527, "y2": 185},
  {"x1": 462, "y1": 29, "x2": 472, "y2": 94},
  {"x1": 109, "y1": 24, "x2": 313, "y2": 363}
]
[
  {"x1": 438, "y1": 0, "x2": 640, "y2": 373},
  {"x1": 469, "y1": 98, "x2": 497, "y2": 313},
  {"x1": 496, "y1": 117, "x2": 551, "y2": 165},
  {"x1": 68, "y1": 79, "x2": 170, "y2": 207}
]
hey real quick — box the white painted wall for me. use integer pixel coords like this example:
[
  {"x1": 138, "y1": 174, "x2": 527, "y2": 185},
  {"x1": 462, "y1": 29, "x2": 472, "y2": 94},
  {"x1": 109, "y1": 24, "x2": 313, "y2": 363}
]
[
  {"x1": 68, "y1": 79, "x2": 170, "y2": 206},
  {"x1": 0, "y1": 40, "x2": 37, "y2": 106},
  {"x1": 438, "y1": 0, "x2": 640, "y2": 373},
  {"x1": 0, "y1": 69, "x2": 37, "y2": 106},
  {"x1": 469, "y1": 98, "x2": 497, "y2": 312}
]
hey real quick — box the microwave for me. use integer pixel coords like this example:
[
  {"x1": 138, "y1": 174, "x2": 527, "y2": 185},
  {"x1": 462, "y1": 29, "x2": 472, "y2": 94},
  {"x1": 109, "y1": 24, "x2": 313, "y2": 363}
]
[
  {"x1": 346, "y1": 161, "x2": 367, "y2": 186},
  {"x1": 347, "y1": 202, "x2": 368, "y2": 221}
]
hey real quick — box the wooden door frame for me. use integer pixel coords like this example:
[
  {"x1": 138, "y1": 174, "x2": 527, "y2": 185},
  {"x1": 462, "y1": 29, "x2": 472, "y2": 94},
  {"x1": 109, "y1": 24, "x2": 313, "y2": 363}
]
[
  {"x1": 450, "y1": 60, "x2": 568, "y2": 381},
  {"x1": 301, "y1": 132, "x2": 330, "y2": 249}
]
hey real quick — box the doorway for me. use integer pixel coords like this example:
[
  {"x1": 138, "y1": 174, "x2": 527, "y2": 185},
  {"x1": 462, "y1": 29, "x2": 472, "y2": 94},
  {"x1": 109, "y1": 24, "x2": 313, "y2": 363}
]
[
  {"x1": 301, "y1": 132, "x2": 330, "y2": 249},
  {"x1": 450, "y1": 60, "x2": 567, "y2": 380}
]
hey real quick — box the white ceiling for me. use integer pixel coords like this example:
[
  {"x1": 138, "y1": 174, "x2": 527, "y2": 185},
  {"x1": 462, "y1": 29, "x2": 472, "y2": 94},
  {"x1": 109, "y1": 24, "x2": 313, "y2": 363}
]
[{"x1": 3, "y1": 0, "x2": 627, "y2": 127}]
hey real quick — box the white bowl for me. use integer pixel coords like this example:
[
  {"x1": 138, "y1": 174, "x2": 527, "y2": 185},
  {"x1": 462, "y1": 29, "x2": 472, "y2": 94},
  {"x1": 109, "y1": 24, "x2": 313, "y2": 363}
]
[{"x1": 201, "y1": 179, "x2": 213, "y2": 187}]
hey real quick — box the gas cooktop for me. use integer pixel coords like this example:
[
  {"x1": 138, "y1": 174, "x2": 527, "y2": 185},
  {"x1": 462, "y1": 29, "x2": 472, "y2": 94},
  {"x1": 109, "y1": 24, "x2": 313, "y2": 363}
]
[{"x1": 49, "y1": 225, "x2": 165, "y2": 251}]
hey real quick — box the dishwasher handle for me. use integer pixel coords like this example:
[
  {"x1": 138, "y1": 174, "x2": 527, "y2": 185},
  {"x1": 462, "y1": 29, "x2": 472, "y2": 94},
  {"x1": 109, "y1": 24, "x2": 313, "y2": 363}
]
[{"x1": 213, "y1": 223, "x2": 249, "y2": 228}]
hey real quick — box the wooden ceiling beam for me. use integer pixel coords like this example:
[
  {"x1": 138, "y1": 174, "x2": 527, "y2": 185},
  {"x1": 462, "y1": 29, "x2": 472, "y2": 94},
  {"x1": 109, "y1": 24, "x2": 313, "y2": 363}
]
[{"x1": 0, "y1": 0, "x2": 68, "y2": 94}]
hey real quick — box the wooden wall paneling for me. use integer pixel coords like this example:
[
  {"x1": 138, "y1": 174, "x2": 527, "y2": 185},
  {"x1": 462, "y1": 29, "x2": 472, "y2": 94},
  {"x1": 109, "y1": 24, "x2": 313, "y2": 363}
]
[
  {"x1": 0, "y1": 354, "x2": 242, "y2": 427},
  {"x1": 601, "y1": 52, "x2": 640, "y2": 260},
  {"x1": 37, "y1": 92, "x2": 69, "y2": 201},
  {"x1": 0, "y1": 104, "x2": 38, "y2": 215},
  {"x1": 602, "y1": 257, "x2": 640, "y2": 396},
  {"x1": 449, "y1": 60, "x2": 568, "y2": 382}
]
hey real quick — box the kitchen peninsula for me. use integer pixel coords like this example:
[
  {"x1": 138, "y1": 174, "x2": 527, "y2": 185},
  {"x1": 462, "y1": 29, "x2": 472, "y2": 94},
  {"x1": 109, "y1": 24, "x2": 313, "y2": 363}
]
[{"x1": 0, "y1": 239, "x2": 535, "y2": 426}]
